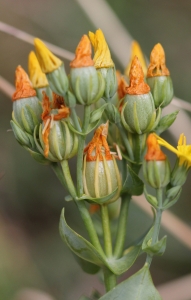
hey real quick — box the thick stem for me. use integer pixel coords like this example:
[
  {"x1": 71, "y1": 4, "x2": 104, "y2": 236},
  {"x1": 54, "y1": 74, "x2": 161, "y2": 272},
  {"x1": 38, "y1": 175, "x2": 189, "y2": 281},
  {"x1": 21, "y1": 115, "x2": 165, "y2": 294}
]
[
  {"x1": 101, "y1": 205, "x2": 113, "y2": 257},
  {"x1": 114, "y1": 194, "x2": 131, "y2": 258},
  {"x1": 146, "y1": 188, "x2": 163, "y2": 267},
  {"x1": 76, "y1": 105, "x2": 91, "y2": 197},
  {"x1": 103, "y1": 268, "x2": 117, "y2": 292}
]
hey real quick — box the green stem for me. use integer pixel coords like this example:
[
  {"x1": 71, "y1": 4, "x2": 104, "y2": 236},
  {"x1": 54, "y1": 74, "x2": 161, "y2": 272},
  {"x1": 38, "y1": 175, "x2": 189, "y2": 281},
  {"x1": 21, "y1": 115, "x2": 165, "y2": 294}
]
[
  {"x1": 60, "y1": 160, "x2": 77, "y2": 199},
  {"x1": 77, "y1": 105, "x2": 91, "y2": 197},
  {"x1": 103, "y1": 268, "x2": 117, "y2": 292},
  {"x1": 101, "y1": 205, "x2": 113, "y2": 257},
  {"x1": 117, "y1": 122, "x2": 134, "y2": 161},
  {"x1": 114, "y1": 194, "x2": 131, "y2": 258},
  {"x1": 70, "y1": 107, "x2": 82, "y2": 133},
  {"x1": 146, "y1": 188, "x2": 163, "y2": 267}
]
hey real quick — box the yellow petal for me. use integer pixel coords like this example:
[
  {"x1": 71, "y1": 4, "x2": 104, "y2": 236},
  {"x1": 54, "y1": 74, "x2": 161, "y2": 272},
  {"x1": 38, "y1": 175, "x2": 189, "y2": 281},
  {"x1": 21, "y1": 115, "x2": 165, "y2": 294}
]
[
  {"x1": 28, "y1": 51, "x2": 49, "y2": 88},
  {"x1": 89, "y1": 29, "x2": 114, "y2": 68},
  {"x1": 125, "y1": 41, "x2": 147, "y2": 77},
  {"x1": 34, "y1": 38, "x2": 62, "y2": 73},
  {"x1": 147, "y1": 43, "x2": 170, "y2": 77}
]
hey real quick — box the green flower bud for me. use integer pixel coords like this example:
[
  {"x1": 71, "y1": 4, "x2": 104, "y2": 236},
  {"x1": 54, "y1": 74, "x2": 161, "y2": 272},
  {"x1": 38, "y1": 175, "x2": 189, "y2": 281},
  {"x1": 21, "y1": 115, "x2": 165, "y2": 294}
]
[
  {"x1": 147, "y1": 76, "x2": 173, "y2": 108},
  {"x1": 97, "y1": 67, "x2": 117, "y2": 100},
  {"x1": 46, "y1": 64, "x2": 69, "y2": 96},
  {"x1": 83, "y1": 123, "x2": 121, "y2": 203},
  {"x1": 10, "y1": 119, "x2": 35, "y2": 149},
  {"x1": 170, "y1": 160, "x2": 189, "y2": 187},
  {"x1": 143, "y1": 134, "x2": 170, "y2": 188},
  {"x1": 12, "y1": 66, "x2": 42, "y2": 134}
]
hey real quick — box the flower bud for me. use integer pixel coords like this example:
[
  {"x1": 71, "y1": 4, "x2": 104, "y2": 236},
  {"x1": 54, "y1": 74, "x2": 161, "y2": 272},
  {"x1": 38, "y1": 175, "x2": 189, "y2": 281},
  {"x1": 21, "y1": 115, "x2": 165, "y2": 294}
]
[
  {"x1": 125, "y1": 41, "x2": 147, "y2": 78},
  {"x1": 89, "y1": 29, "x2": 117, "y2": 99},
  {"x1": 147, "y1": 43, "x2": 173, "y2": 108},
  {"x1": 121, "y1": 57, "x2": 157, "y2": 134},
  {"x1": 28, "y1": 51, "x2": 52, "y2": 101},
  {"x1": 83, "y1": 122, "x2": 121, "y2": 203},
  {"x1": 34, "y1": 38, "x2": 69, "y2": 96},
  {"x1": 70, "y1": 35, "x2": 105, "y2": 105},
  {"x1": 12, "y1": 66, "x2": 42, "y2": 134},
  {"x1": 36, "y1": 93, "x2": 78, "y2": 161},
  {"x1": 143, "y1": 134, "x2": 170, "y2": 188}
]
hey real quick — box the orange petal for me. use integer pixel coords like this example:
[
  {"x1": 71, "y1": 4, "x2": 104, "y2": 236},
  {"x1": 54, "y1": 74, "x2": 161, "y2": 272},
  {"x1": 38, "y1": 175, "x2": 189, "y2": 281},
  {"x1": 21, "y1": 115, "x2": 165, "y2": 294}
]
[
  {"x1": 70, "y1": 35, "x2": 94, "y2": 68},
  {"x1": 147, "y1": 43, "x2": 170, "y2": 77},
  {"x1": 145, "y1": 133, "x2": 166, "y2": 161},
  {"x1": 12, "y1": 66, "x2": 36, "y2": 101}
]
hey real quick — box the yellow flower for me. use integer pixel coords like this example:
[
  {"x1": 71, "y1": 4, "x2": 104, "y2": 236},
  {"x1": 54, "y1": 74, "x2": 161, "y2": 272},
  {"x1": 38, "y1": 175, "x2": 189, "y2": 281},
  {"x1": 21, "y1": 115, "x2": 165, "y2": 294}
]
[
  {"x1": 155, "y1": 133, "x2": 191, "y2": 168},
  {"x1": 89, "y1": 29, "x2": 114, "y2": 68},
  {"x1": 125, "y1": 41, "x2": 147, "y2": 77},
  {"x1": 34, "y1": 38, "x2": 62, "y2": 73},
  {"x1": 28, "y1": 51, "x2": 49, "y2": 88},
  {"x1": 147, "y1": 43, "x2": 170, "y2": 77}
]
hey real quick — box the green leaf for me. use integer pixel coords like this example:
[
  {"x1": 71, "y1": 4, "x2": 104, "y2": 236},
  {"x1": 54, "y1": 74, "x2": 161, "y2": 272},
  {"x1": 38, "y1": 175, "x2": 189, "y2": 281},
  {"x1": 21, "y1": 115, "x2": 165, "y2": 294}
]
[
  {"x1": 142, "y1": 227, "x2": 167, "y2": 256},
  {"x1": 77, "y1": 188, "x2": 118, "y2": 204},
  {"x1": 121, "y1": 165, "x2": 144, "y2": 195},
  {"x1": 144, "y1": 186, "x2": 158, "y2": 208},
  {"x1": 59, "y1": 208, "x2": 104, "y2": 266},
  {"x1": 154, "y1": 110, "x2": 179, "y2": 135},
  {"x1": 24, "y1": 147, "x2": 50, "y2": 165},
  {"x1": 100, "y1": 265, "x2": 162, "y2": 300},
  {"x1": 74, "y1": 255, "x2": 100, "y2": 274},
  {"x1": 163, "y1": 187, "x2": 182, "y2": 210},
  {"x1": 90, "y1": 103, "x2": 107, "y2": 123},
  {"x1": 67, "y1": 118, "x2": 101, "y2": 136}
]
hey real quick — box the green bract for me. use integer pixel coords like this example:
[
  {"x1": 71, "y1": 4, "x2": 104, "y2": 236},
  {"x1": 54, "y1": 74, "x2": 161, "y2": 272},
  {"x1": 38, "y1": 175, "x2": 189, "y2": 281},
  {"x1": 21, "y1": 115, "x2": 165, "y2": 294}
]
[
  {"x1": 70, "y1": 66, "x2": 105, "y2": 105},
  {"x1": 97, "y1": 67, "x2": 117, "y2": 100},
  {"x1": 121, "y1": 92, "x2": 157, "y2": 134},
  {"x1": 147, "y1": 75, "x2": 173, "y2": 108},
  {"x1": 12, "y1": 96, "x2": 42, "y2": 134},
  {"x1": 46, "y1": 64, "x2": 69, "y2": 96},
  {"x1": 143, "y1": 159, "x2": 170, "y2": 189}
]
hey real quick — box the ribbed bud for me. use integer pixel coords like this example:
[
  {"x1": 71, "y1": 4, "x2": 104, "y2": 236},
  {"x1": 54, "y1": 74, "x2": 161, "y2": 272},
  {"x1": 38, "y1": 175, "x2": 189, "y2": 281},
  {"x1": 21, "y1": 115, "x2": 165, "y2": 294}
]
[
  {"x1": 46, "y1": 64, "x2": 69, "y2": 96},
  {"x1": 10, "y1": 119, "x2": 35, "y2": 148},
  {"x1": 83, "y1": 123, "x2": 121, "y2": 203},
  {"x1": 170, "y1": 160, "x2": 189, "y2": 187},
  {"x1": 97, "y1": 67, "x2": 118, "y2": 99},
  {"x1": 12, "y1": 66, "x2": 42, "y2": 134}
]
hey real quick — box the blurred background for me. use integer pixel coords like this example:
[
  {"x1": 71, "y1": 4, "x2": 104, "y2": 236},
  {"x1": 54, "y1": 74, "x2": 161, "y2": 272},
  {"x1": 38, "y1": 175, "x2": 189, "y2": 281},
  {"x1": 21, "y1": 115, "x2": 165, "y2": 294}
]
[{"x1": 0, "y1": 0, "x2": 191, "y2": 299}]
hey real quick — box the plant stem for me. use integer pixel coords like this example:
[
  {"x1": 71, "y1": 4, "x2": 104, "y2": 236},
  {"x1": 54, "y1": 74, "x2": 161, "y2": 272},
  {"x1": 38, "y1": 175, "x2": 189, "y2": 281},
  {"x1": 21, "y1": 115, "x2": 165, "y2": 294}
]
[
  {"x1": 114, "y1": 194, "x2": 131, "y2": 258},
  {"x1": 77, "y1": 105, "x2": 91, "y2": 197},
  {"x1": 103, "y1": 268, "x2": 117, "y2": 292},
  {"x1": 101, "y1": 204, "x2": 113, "y2": 257},
  {"x1": 146, "y1": 188, "x2": 163, "y2": 267},
  {"x1": 117, "y1": 122, "x2": 134, "y2": 161},
  {"x1": 70, "y1": 107, "x2": 82, "y2": 133}
]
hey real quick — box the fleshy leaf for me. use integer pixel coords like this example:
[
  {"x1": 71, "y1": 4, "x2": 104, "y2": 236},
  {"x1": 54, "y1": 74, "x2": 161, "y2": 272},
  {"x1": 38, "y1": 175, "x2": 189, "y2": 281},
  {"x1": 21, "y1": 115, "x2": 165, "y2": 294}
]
[
  {"x1": 121, "y1": 164, "x2": 144, "y2": 195},
  {"x1": 100, "y1": 265, "x2": 162, "y2": 300},
  {"x1": 77, "y1": 188, "x2": 118, "y2": 204},
  {"x1": 90, "y1": 103, "x2": 107, "y2": 123},
  {"x1": 24, "y1": 147, "x2": 50, "y2": 165},
  {"x1": 142, "y1": 227, "x2": 167, "y2": 256},
  {"x1": 154, "y1": 110, "x2": 179, "y2": 135},
  {"x1": 144, "y1": 186, "x2": 158, "y2": 208},
  {"x1": 74, "y1": 255, "x2": 100, "y2": 274},
  {"x1": 163, "y1": 186, "x2": 182, "y2": 210}
]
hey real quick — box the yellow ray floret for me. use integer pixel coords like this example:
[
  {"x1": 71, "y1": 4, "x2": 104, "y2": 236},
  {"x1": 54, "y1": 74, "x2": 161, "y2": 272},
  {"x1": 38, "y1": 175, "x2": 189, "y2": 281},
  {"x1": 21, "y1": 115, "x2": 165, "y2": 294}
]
[
  {"x1": 28, "y1": 51, "x2": 49, "y2": 88},
  {"x1": 155, "y1": 133, "x2": 191, "y2": 168},
  {"x1": 34, "y1": 38, "x2": 62, "y2": 73},
  {"x1": 89, "y1": 29, "x2": 114, "y2": 68}
]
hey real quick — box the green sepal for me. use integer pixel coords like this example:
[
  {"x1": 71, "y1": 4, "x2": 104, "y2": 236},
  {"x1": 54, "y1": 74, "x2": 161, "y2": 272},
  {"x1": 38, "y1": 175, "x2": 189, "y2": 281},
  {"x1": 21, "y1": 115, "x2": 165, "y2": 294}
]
[
  {"x1": 67, "y1": 118, "x2": 101, "y2": 136},
  {"x1": 89, "y1": 103, "x2": 107, "y2": 124},
  {"x1": 21, "y1": 105, "x2": 40, "y2": 134},
  {"x1": 121, "y1": 164, "x2": 144, "y2": 196},
  {"x1": 65, "y1": 194, "x2": 73, "y2": 202},
  {"x1": 10, "y1": 120, "x2": 35, "y2": 149},
  {"x1": 144, "y1": 186, "x2": 158, "y2": 208},
  {"x1": 163, "y1": 186, "x2": 182, "y2": 210},
  {"x1": 77, "y1": 188, "x2": 118, "y2": 204},
  {"x1": 24, "y1": 147, "x2": 50, "y2": 165},
  {"x1": 59, "y1": 208, "x2": 140, "y2": 275},
  {"x1": 142, "y1": 227, "x2": 167, "y2": 256},
  {"x1": 74, "y1": 255, "x2": 100, "y2": 274},
  {"x1": 99, "y1": 265, "x2": 162, "y2": 300},
  {"x1": 105, "y1": 103, "x2": 121, "y2": 124},
  {"x1": 154, "y1": 110, "x2": 179, "y2": 135}
]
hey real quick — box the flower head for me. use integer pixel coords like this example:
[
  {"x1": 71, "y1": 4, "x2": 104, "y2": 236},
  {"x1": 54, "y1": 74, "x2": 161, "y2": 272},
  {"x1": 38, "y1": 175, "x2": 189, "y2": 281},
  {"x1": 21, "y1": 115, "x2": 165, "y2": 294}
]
[
  {"x1": 34, "y1": 38, "x2": 62, "y2": 73},
  {"x1": 145, "y1": 134, "x2": 166, "y2": 161},
  {"x1": 28, "y1": 51, "x2": 49, "y2": 88},
  {"x1": 70, "y1": 35, "x2": 94, "y2": 68},
  {"x1": 89, "y1": 29, "x2": 114, "y2": 68},
  {"x1": 125, "y1": 41, "x2": 147, "y2": 77},
  {"x1": 126, "y1": 56, "x2": 150, "y2": 95},
  {"x1": 12, "y1": 66, "x2": 36, "y2": 101},
  {"x1": 147, "y1": 43, "x2": 170, "y2": 77},
  {"x1": 155, "y1": 133, "x2": 191, "y2": 169}
]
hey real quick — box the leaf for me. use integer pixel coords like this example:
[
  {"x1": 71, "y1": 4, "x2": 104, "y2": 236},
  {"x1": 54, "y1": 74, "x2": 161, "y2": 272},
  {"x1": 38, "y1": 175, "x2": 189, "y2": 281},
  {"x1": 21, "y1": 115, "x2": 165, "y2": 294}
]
[
  {"x1": 59, "y1": 208, "x2": 104, "y2": 266},
  {"x1": 142, "y1": 227, "x2": 167, "y2": 256},
  {"x1": 90, "y1": 103, "x2": 108, "y2": 123},
  {"x1": 121, "y1": 164, "x2": 144, "y2": 196},
  {"x1": 67, "y1": 118, "x2": 101, "y2": 136},
  {"x1": 74, "y1": 255, "x2": 100, "y2": 274},
  {"x1": 163, "y1": 187, "x2": 182, "y2": 210},
  {"x1": 77, "y1": 188, "x2": 118, "y2": 204},
  {"x1": 144, "y1": 186, "x2": 158, "y2": 208},
  {"x1": 25, "y1": 147, "x2": 50, "y2": 165},
  {"x1": 154, "y1": 110, "x2": 179, "y2": 135},
  {"x1": 100, "y1": 265, "x2": 162, "y2": 300}
]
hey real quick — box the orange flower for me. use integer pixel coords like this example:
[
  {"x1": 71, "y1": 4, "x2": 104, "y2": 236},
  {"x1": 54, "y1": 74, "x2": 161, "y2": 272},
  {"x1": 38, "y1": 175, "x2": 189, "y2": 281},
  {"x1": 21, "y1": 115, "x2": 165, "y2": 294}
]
[
  {"x1": 126, "y1": 56, "x2": 150, "y2": 95},
  {"x1": 147, "y1": 43, "x2": 170, "y2": 77},
  {"x1": 145, "y1": 133, "x2": 166, "y2": 161},
  {"x1": 12, "y1": 66, "x2": 36, "y2": 101},
  {"x1": 70, "y1": 35, "x2": 94, "y2": 68}
]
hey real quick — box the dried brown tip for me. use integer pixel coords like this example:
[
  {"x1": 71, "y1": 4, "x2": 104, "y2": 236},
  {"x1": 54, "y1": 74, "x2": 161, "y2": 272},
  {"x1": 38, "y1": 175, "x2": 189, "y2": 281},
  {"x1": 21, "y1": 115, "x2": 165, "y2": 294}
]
[
  {"x1": 70, "y1": 35, "x2": 94, "y2": 68},
  {"x1": 126, "y1": 56, "x2": 150, "y2": 95},
  {"x1": 145, "y1": 134, "x2": 166, "y2": 161},
  {"x1": 147, "y1": 43, "x2": 170, "y2": 77},
  {"x1": 12, "y1": 66, "x2": 36, "y2": 101},
  {"x1": 116, "y1": 70, "x2": 129, "y2": 100}
]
